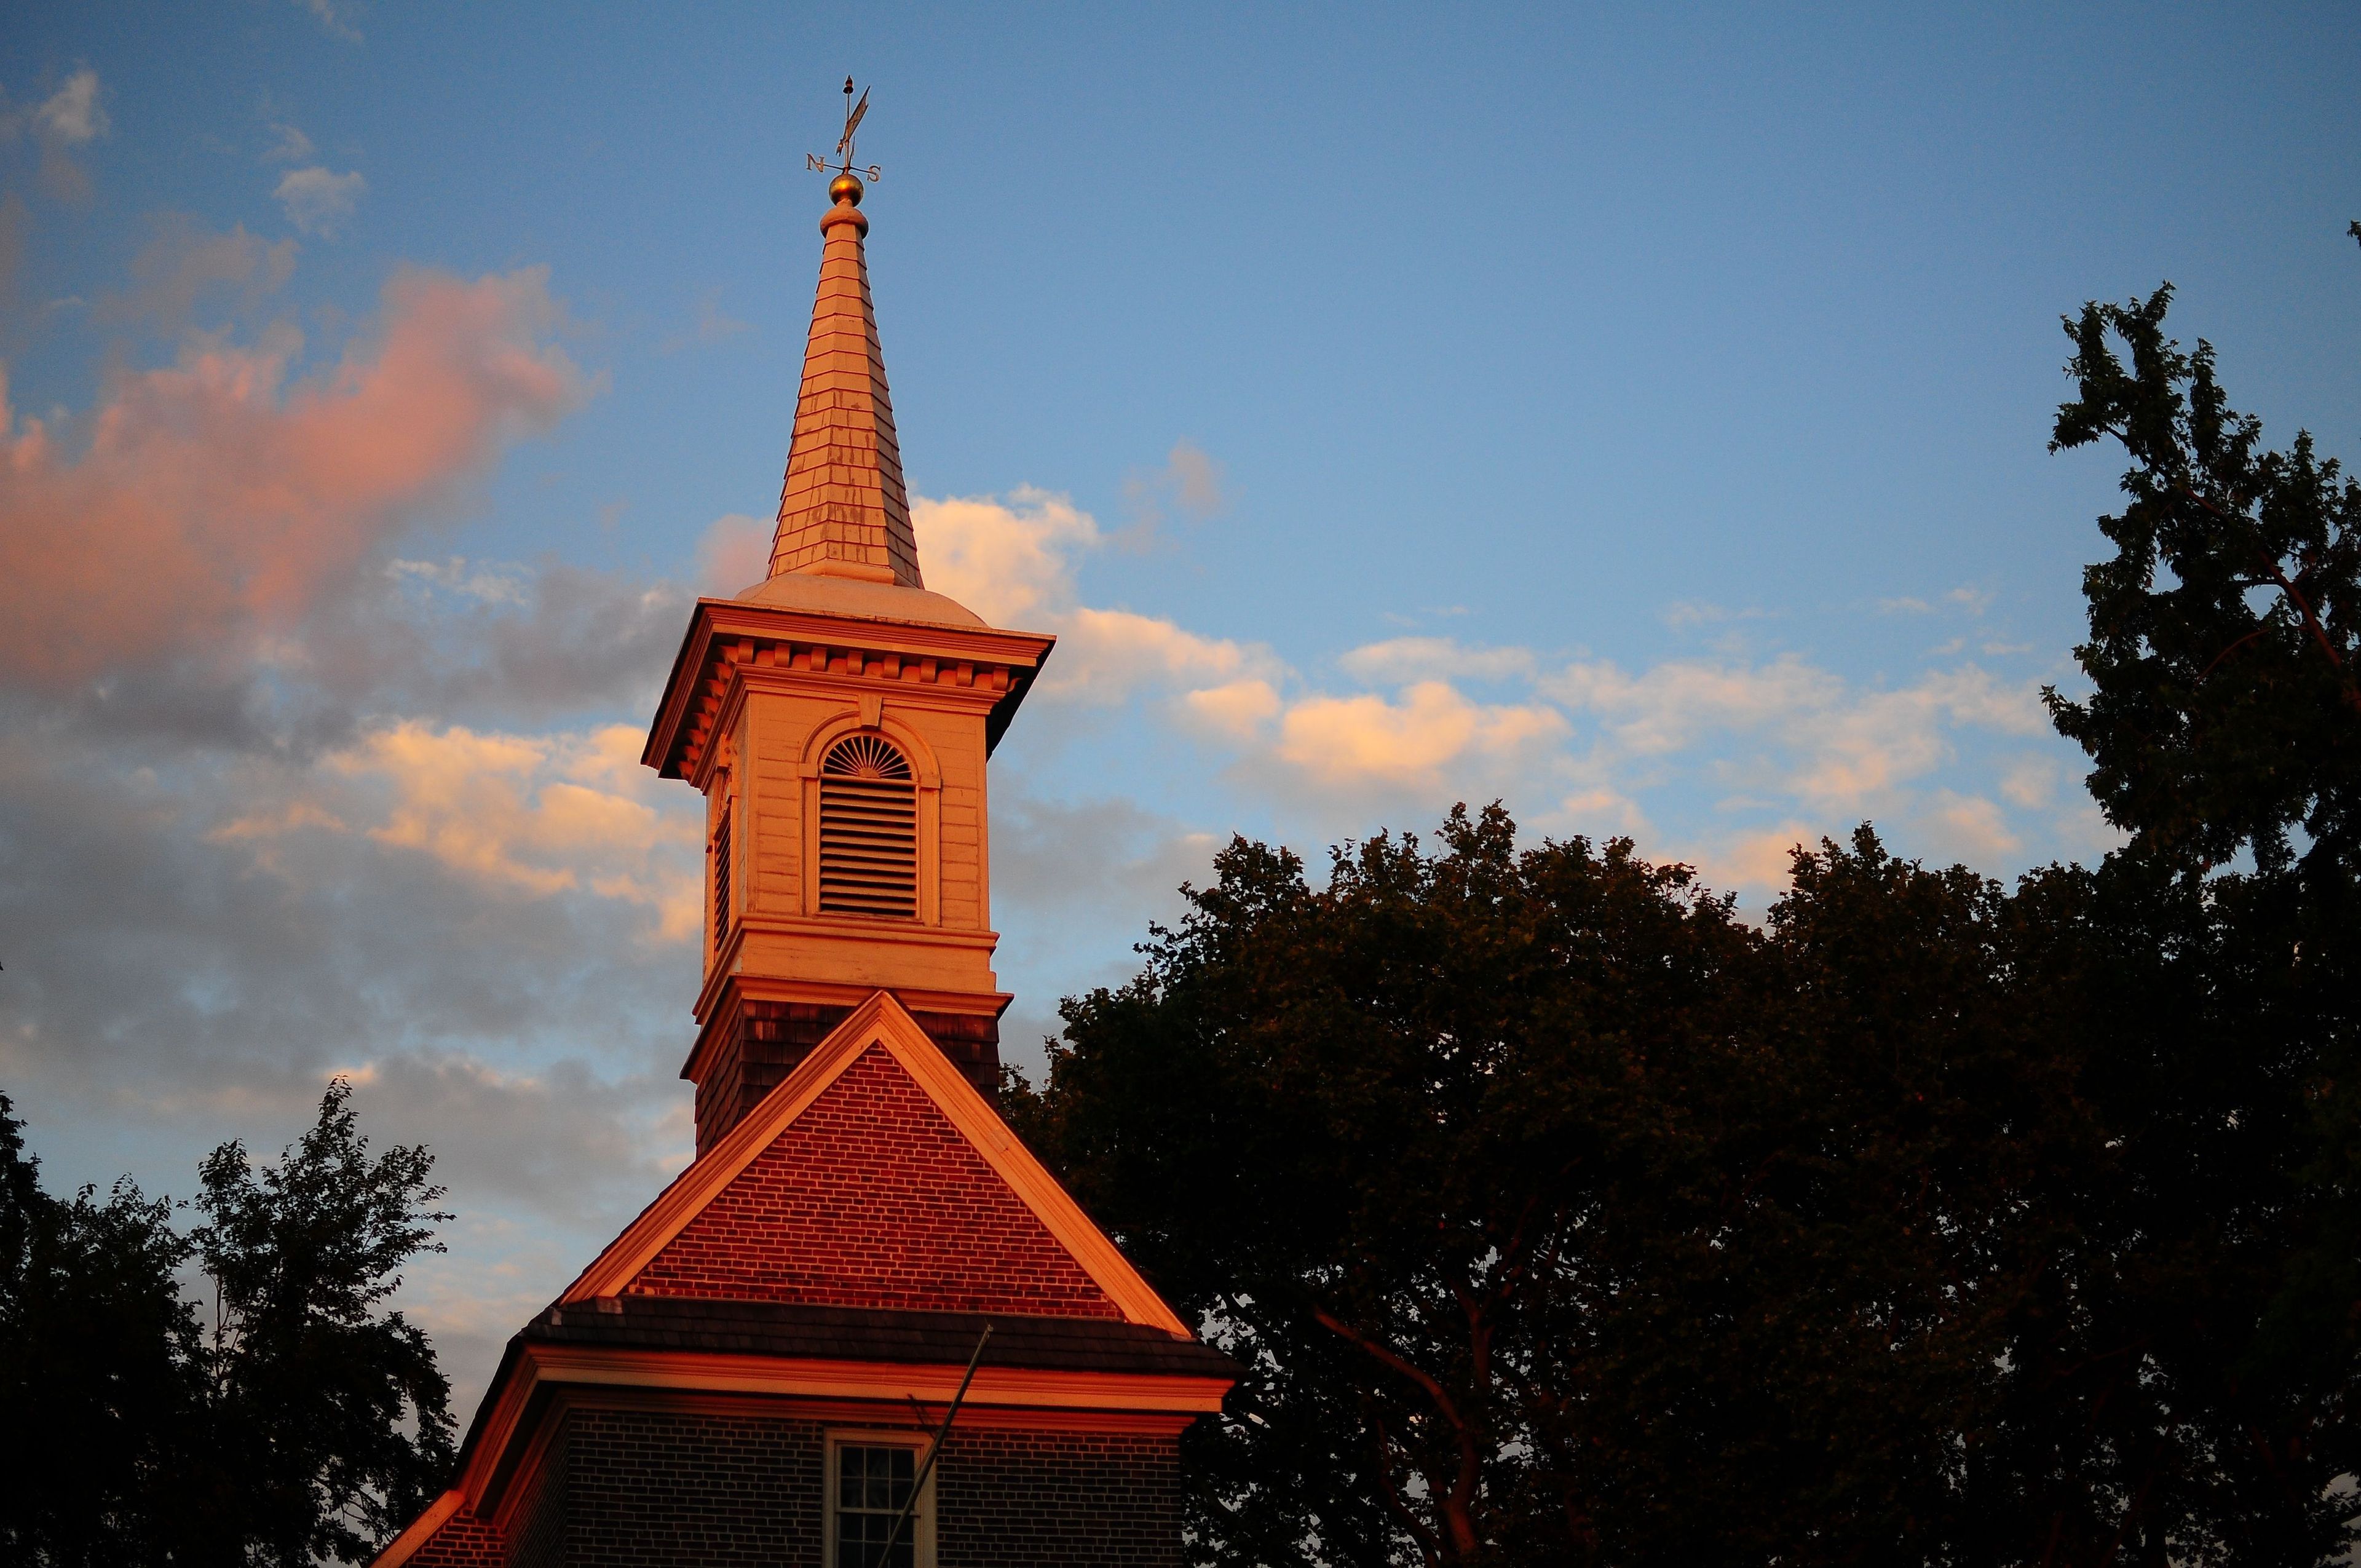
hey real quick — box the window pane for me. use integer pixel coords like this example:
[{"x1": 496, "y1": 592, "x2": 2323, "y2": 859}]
[
  {"x1": 839, "y1": 1511, "x2": 916, "y2": 1568},
  {"x1": 836, "y1": 1446, "x2": 919, "y2": 1568}
]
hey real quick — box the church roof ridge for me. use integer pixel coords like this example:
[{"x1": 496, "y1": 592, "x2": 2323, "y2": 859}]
[{"x1": 765, "y1": 172, "x2": 923, "y2": 588}]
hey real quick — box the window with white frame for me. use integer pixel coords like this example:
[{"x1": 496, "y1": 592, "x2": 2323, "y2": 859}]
[{"x1": 828, "y1": 1433, "x2": 935, "y2": 1568}]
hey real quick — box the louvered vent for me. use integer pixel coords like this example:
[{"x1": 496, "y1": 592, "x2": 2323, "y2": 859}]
[
  {"x1": 711, "y1": 802, "x2": 732, "y2": 947},
  {"x1": 818, "y1": 734, "x2": 918, "y2": 919}
]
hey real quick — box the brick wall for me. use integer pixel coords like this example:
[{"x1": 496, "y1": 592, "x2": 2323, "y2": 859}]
[
  {"x1": 694, "y1": 1000, "x2": 1000, "y2": 1154},
  {"x1": 504, "y1": 1406, "x2": 1180, "y2": 1568},
  {"x1": 404, "y1": 1503, "x2": 504, "y2": 1567},
  {"x1": 558, "y1": 1407, "x2": 824, "y2": 1567},
  {"x1": 638, "y1": 1045, "x2": 1121, "y2": 1318},
  {"x1": 935, "y1": 1428, "x2": 1184, "y2": 1568},
  {"x1": 507, "y1": 1421, "x2": 566, "y2": 1568}
]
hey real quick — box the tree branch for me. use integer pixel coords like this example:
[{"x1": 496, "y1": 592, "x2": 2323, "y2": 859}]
[
  {"x1": 1366, "y1": 1410, "x2": 1444, "y2": 1568},
  {"x1": 2175, "y1": 483, "x2": 2361, "y2": 714},
  {"x1": 1311, "y1": 1306, "x2": 1484, "y2": 1558}
]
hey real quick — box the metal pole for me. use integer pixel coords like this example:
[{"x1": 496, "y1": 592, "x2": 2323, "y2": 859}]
[{"x1": 877, "y1": 1324, "x2": 992, "y2": 1564}]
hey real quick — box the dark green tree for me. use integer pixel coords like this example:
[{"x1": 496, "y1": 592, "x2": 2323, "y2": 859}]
[
  {"x1": 2030, "y1": 285, "x2": 2361, "y2": 1565},
  {"x1": 191, "y1": 1079, "x2": 458, "y2": 1566},
  {"x1": 1019, "y1": 809, "x2": 2100, "y2": 1566},
  {"x1": 2047, "y1": 283, "x2": 2361, "y2": 881},
  {"x1": 1023, "y1": 810, "x2": 1763, "y2": 1565},
  {"x1": 0, "y1": 1094, "x2": 203, "y2": 1567},
  {"x1": 0, "y1": 1082, "x2": 456, "y2": 1565}
]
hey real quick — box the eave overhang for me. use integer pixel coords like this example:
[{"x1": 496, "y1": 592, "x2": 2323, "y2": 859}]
[
  {"x1": 387, "y1": 1305, "x2": 1235, "y2": 1565},
  {"x1": 643, "y1": 598, "x2": 1056, "y2": 782}
]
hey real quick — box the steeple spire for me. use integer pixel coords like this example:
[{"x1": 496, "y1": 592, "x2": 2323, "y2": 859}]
[{"x1": 767, "y1": 171, "x2": 922, "y2": 587}]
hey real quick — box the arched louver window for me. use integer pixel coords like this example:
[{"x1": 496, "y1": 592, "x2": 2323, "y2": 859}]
[
  {"x1": 711, "y1": 801, "x2": 733, "y2": 948},
  {"x1": 818, "y1": 734, "x2": 918, "y2": 919}
]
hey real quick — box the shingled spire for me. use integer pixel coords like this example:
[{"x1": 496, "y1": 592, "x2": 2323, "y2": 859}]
[{"x1": 767, "y1": 172, "x2": 922, "y2": 587}]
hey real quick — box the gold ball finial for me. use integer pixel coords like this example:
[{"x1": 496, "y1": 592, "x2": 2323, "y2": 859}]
[{"x1": 829, "y1": 172, "x2": 864, "y2": 207}]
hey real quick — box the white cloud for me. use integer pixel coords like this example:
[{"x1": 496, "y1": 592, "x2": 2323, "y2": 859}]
[
  {"x1": 658, "y1": 285, "x2": 752, "y2": 354},
  {"x1": 5, "y1": 68, "x2": 109, "y2": 199},
  {"x1": 100, "y1": 215, "x2": 297, "y2": 331},
  {"x1": 917, "y1": 486, "x2": 1101, "y2": 628},
  {"x1": 1338, "y1": 637, "x2": 1536, "y2": 684},
  {"x1": 1546, "y1": 655, "x2": 1844, "y2": 756},
  {"x1": 298, "y1": 0, "x2": 365, "y2": 42},
  {"x1": 695, "y1": 512, "x2": 771, "y2": 596},
  {"x1": 1545, "y1": 655, "x2": 2046, "y2": 810},
  {"x1": 389, "y1": 556, "x2": 531, "y2": 606},
  {"x1": 1662, "y1": 600, "x2": 1770, "y2": 631},
  {"x1": 1880, "y1": 585, "x2": 1993, "y2": 617},
  {"x1": 1181, "y1": 678, "x2": 1283, "y2": 740},
  {"x1": 1274, "y1": 681, "x2": 1566, "y2": 791},
  {"x1": 1053, "y1": 607, "x2": 1265, "y2": 705},
  {"x1": 1120, "y1": 439, "x2": 1228, "y2": 540},
  {"x1": 896, "y1": 492, "x2": 2073, "y2": 866},
  {"x1": 274, "y1": 165, "x2": 365, "y2": 237},
  {"x1": 316, "y1": 721, "x2": 701, "y2": 939},
  {"x1": 913, "y1": 488, "x2": 1279, "y2": 703},
  {"x1": 261, "y1": 122, "x2": 315, "y2": 163},
  {"x1": 1922, "y1": 789, "x2": 2020, "y2": 861},
  {"x1": 0, "y1": 265, "x2": 585, "y2": 692},
  {"x1": 2000, "y1": 754, "x2": 2060, "y2": 809},
  {"x1": 1536, "y1": 786, "x2": 1653, "y2": 841},
  {"x1": 25, "y1": 69, "x2": 108, "y2": 146},
  {"x1": 1690, "y1": 821, "x2": 1822, "y2": 894}
]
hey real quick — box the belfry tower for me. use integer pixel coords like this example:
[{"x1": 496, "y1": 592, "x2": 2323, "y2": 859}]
[
  {"x1": 647, "y1": 166, "x2": 1051, "y2": 1155},
  {"x1": 376, "y1": 153, "x2": 1230, "y2": 1568}
]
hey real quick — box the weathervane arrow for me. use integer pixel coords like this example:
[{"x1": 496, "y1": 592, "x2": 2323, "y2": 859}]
[{"x1": 808, "y1": 76, "x2": 882, "y2": 183}]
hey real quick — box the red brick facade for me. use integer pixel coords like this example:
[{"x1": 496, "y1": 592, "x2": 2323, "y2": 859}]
[
  {"x1": 630, "y1": 1044, "x2": 1124, "y2": 1319},
  {"x1": 405, "y1": 1507, "x2": 504, "y2": 1566},
  {"x1": 932, "y1": 1427, "x2": 1185, "y2": 1567},
  {"x1": 692, "y1": 1000, "x2": 1000, "y2": 1155},
  {"x1": 461, "y1": 1406, "x2": 1180, "y2": 1568}
]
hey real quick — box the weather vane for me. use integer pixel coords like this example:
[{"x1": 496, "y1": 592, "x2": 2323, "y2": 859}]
[{"x1": 809, "y1": 77, "x2": 882, "y2": 184}]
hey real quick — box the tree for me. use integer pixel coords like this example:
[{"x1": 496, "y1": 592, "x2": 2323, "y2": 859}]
[
  {"x1": 2047, "y1": 283, "x2": 2361, "y2": 882},
  {"x1": 2033, "y1": 286, "x2": 2361, "y2": 1565},
  {"x1": 191, "y1": 1079, "x2": 458, "y2": 1566},
  {"x1": 1019, "y1": 810, "x2": 1762, "y2": 1564},
  {"x1": 0, "y1": 1094, "x2": 203, "y2": 1567},
  {"x1": 1017, "y1": 809, "x2": 2105, "y2": 1566},
  {"x1": 0, "y1": 1082, "x2": 456, "y2": 1566}
]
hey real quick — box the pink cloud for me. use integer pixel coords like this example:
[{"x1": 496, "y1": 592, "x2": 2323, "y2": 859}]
[
  {"x1": 693, "y1": 512, "x2": 771, "y2": 596},
  {"x1": 0, "y1": 266, "x2": 586, "y2": 689}
]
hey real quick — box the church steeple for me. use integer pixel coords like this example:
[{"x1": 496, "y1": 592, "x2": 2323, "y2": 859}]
[
  {"x1": 767, "y1": 172, "x2": 922, "y2": 587},
  {"x1": 376, "y1": 108, "x2": 1227, "y2": 1568},
  {"x1": 644, "y1": 156, "x2": 1055, "y2": 1157}
]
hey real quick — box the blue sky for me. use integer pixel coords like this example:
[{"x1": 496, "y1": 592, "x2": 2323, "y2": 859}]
[{"x1": 2, "y1": 1, "x2": 2357, "y2": 1412}]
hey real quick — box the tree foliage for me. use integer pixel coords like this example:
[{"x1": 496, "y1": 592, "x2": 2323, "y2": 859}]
[
  {"x1": 0, "y1": 1099, "x2": 202, "y2": 1566},
  {"x1": 191, "y1": 1079, "x2": 457, "y2": 1564},
  {"x1": 1020, "y1": 814, "x2": 2084, "y2": 1564},
  {"x1": 0, "y1": 1082, "x2": 455, "y2": 1566},
  {"x1": 2047, "y1": 283, "x2": 2361, "y2": 881},
  {"x1": 1020, "y1": 807, "x2": 2357, "y2": 1566},
  {"x1": 1013, "y1": 288, "x2": 2361, "y2": 1567}
]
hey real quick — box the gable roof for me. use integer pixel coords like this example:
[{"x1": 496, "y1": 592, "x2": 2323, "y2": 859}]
[{"x1": 560, "y1": 989, "x2": 1191, "y2": 1337}]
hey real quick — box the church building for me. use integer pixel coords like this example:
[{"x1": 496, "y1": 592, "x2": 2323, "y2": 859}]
[{"x1": 374, "y1": 164, "x2": 1235, "y2": 1567}]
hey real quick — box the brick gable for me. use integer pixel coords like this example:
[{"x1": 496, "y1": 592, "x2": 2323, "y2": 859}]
[{"x1": 627, "y1": 1043, "x2": 1123, "y2": 1318}]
